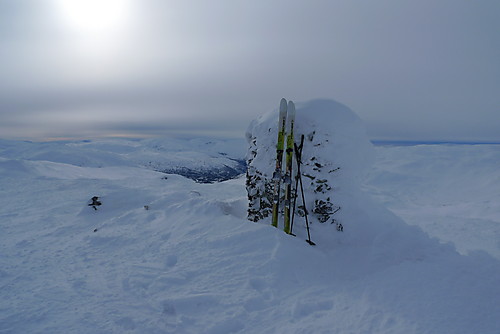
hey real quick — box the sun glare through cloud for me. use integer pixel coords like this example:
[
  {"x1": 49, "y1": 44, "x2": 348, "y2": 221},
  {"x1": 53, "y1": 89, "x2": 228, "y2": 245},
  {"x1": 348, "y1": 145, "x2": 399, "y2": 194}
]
[
  {"x1": 48, "y1": 0, "x2": 139, "y2": 88},
  {"x1": 53, "y1": 0, "x2": 132, "y2": 36}
]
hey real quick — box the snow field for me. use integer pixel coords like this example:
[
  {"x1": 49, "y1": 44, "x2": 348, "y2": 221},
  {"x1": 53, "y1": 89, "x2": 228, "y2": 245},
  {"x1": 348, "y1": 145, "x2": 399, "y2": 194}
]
[
  {"x1": 1, "y1": 158, "x2": 498, "y2": 333},
  {"x1": 365, "y1": 144, "x2": 500, "y2": 259},
  {"x1": 1, "y1": 105, "x2": 500, "y2": 333}
]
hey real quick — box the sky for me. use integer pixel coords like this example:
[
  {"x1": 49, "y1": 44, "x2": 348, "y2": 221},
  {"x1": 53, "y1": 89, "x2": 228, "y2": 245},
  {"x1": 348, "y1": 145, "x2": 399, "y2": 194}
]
[{"x1": 0, "y1": 0, "x2": 499, "y2": 141}]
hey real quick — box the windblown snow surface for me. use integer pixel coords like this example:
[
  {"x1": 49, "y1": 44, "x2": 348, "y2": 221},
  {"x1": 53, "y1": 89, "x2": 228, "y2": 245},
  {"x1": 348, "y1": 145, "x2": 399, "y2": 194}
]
[{"x1": 1, "y1": 101, "x2": 499, "y2": 333}]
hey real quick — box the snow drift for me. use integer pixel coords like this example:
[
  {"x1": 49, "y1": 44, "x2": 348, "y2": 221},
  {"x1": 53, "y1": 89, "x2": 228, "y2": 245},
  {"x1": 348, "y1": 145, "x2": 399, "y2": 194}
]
[{"x1": 245, "y1": 99, "x2": 437, "y2": 263}]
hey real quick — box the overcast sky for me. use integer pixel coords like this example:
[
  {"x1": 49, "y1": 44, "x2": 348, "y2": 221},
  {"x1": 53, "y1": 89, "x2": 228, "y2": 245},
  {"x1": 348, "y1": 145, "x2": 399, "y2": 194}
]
[{"x1": 0, "y1": 0, "x2": 499, "y2": 141}]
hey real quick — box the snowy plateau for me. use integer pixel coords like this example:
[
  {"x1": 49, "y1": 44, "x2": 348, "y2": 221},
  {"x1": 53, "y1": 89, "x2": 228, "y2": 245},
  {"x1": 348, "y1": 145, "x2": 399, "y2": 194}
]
[{"x1": 1, "y1": 100, "x2": 499, "y2": 334}]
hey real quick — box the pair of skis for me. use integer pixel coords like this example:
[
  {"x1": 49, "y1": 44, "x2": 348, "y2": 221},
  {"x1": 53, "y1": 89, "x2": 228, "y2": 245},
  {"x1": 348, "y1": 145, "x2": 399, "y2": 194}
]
[
  {"x1": 271, "y1": 98, "x2": 295, "y2": 234},
  {"x1": 270, "y1": 99, "x2": 315, "y2": 245}
]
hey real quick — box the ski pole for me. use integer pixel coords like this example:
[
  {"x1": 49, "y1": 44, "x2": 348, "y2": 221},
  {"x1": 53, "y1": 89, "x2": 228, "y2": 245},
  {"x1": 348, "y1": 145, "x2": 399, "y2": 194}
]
[
  {"x1": 290, "y1": 135, "x2": 305, "y2": 236},
  {"x1": 293, "y1": 136, "x2": 315, "y2": 246},
  {"x1": 297, "y1": 157, "x2": 315, "y2": 246}
]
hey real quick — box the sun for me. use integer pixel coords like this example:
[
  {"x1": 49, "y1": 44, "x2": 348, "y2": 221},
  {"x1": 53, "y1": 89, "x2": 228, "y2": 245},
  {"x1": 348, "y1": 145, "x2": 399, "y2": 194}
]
[{"x1": 53, "y1": 0, "x2": 132, "y2": 35}]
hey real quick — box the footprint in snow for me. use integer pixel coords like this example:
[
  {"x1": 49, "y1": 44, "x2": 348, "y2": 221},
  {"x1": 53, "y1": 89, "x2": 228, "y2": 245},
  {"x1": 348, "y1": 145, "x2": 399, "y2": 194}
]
[{"x1": 165, "y1": 254, "x2": 178, "y2": 268}]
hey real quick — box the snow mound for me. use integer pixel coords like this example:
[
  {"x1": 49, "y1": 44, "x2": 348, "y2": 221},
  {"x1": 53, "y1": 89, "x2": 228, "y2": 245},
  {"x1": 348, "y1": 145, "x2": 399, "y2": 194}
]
[
  {"x1": 246, "y1": 99, "x2": 437, "y2": 263},
  {"x1": 246, "y1": 99, "x2": 374, "y2": 226}
]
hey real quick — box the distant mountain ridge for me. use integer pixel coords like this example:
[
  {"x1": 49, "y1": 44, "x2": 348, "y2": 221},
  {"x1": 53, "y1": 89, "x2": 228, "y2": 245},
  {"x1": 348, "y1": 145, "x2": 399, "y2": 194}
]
[{"x1": 0, "y1": 136, "x2": 247, "y2": 183}]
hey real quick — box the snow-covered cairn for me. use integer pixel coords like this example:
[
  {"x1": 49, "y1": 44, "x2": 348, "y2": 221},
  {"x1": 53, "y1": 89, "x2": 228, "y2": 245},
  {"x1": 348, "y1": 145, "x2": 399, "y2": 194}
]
[{"x1": 246, "y1": 99, "x2": 373, "y2": 232}]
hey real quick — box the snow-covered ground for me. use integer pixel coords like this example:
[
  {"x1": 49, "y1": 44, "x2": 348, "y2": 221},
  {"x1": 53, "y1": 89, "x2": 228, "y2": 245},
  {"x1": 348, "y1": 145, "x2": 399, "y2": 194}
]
[
  {"x1": 364, "y1": 144, "x2": 500, "y2": 260},
  {"x1": 1, "y1": 135, "x2": 499, "y2": 333}
]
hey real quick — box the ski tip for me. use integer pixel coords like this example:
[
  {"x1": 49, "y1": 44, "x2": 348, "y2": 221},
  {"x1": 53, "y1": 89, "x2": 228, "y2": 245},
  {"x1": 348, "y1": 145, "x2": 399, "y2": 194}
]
[
  {"x1": 287, "y1": 100, "x2": 296, "y2": 115},
  {"x1": 280, "y1": 98, "x2": 287, "y2": 113}
]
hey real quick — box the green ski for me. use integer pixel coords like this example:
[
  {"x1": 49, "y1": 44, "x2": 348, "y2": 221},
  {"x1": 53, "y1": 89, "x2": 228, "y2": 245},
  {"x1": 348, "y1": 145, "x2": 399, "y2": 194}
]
[
  {"x1": 271, "y1": 98, "x2": 288, "y2": 228},
  {"x1": 283, "y1": 100, "x2": 296, "y2": 234}
]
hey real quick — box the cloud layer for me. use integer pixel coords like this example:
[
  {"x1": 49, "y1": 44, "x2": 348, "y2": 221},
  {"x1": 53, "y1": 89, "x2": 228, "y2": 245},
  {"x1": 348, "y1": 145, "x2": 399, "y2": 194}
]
[{"x1": 1, "y1": 0, "x2": 499, "y2": 141}]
